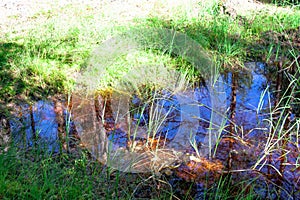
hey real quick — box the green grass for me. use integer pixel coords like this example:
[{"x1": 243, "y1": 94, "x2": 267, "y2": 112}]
[
  {"x1": 141, "y1": 4, "x2": 300, "y2": 67},
  {"x1": 1, "y1": 145, "x2": 263, "y2": 199},
  {"x1": 0, "y1": 147, "x2": 95, "y2": 199},
  {"x1": 0, "y1": 4, "x2": 128, "y2": 102},
  {"x1": 0, "y1": 146, "x2": 141, "y2": 199},
  {"x1": 0, "y1": 144, "x2": 200, "y2": 199},
  {"x1": 1, "y1": 0, "x2": 299, "y2": 101},
  {"x1": 1, "y1": 0, "x2": 300, "y2": 199}
]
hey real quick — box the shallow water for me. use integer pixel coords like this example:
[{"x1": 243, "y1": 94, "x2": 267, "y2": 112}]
[
  {"x1": 5, "y1": 62, "x2": 299, "y2": 199},
  {"x1": 9, "y1": 100, "x2": 60, "y2": 152}
]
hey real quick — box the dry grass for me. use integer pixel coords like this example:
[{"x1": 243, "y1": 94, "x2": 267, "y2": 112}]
[{"x1": 3, "y1": 0, "x2": 288, "y2": 36}]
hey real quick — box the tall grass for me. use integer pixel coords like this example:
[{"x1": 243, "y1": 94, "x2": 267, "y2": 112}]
[{"x1": 1, "y1": 0, "x2": 300, "y2": 199}]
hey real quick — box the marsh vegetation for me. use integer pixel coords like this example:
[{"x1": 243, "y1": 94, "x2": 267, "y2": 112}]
[{"x1": 0, "y1": 0, "x2": 299, "y2": 199}]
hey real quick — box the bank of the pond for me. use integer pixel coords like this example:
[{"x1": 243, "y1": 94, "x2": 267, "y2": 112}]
[
  {"x1": 1, "y1": 0, "x2": 300, "y2": 199},
  {"x1": 1, "y1": 62, "x2": 299, "y2": 199}
]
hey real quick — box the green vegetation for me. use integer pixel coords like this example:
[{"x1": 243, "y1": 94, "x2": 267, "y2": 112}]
[
  {"x1": 0, "y1": 0, "x2": 299, "y2": 199},
  {"x1": 0, "y1": 146, "x2": 164, "y2": 199},
  {"x1": 1, "y1": 0, "x2": 299, "y2": 100}
]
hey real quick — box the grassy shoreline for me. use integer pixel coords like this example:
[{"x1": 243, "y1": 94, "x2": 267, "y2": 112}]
[
  {"x1": 1, "y1": 0, "x2": 300, "y2": 199},
  {"x1": 1, "y1": 1, "x2": 299, "y2": 101}
]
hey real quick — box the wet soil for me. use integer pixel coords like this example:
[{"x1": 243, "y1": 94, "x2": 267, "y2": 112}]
[{"x1": 3, "y1": 62, "x2": 299, "y2": 199}]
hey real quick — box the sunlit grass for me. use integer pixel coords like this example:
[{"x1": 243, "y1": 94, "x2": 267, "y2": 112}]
[
  {"x1": 1, "y1": 0, "x2": 300, "y2": 199},
  {"x1": 1, "y1": 0, "x2": 299, "y2": 100},
  {"x1": 0, "y1": 145, "x2": 139, "y2": 199}
]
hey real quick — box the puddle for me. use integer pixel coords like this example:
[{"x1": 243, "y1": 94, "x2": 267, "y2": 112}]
[
  {"x1": 3, "y1": 62, "x2": 299, "y2": 199},
  {"x1": 0, "y1": 116, "x2": 10, "y2": 152},
  {"x1": 72, "y1": 62, "x2": 271, "y2": 170},
  {"x1": 72, "y1": 61, "x2": 299, "y2": 198},
  {"x1": 224, "y1": 62, "x2": 270, "y2": 131},
  {"x1": 7, "y1": 99, "x2": 66, "y2": 153}
]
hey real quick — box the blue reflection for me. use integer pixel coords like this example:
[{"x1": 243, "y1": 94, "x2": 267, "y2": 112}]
[{"x1": 10, "y1": 101, "x2": 60, "y2": 152}]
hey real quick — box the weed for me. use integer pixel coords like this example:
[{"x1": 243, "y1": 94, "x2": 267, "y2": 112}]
[{"x1": 1, "y1": 0, "x2": 300, "y2": 199}]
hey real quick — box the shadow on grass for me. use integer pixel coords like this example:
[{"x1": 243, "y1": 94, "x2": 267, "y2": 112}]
[
  {"x1": 145, "y1": 13, "x2": 300, "y2": 66},
  {"x1": 0, "y1": 42, "x2": 28, "y2": 102},
  {"x1": 0, "y1": 41, "x2": 68, "y2": 103},
  {"x1": 259, "y1": 0, "x2": 300, "y2": 6}
]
